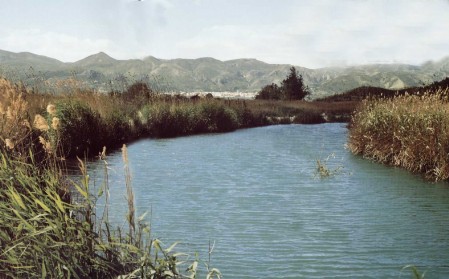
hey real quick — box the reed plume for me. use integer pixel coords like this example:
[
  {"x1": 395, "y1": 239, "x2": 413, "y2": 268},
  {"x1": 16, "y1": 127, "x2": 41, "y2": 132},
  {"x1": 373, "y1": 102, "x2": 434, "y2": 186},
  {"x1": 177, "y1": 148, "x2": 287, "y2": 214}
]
[{"x1": 33, "y1": 114, "x2": 49, "y2": 132}]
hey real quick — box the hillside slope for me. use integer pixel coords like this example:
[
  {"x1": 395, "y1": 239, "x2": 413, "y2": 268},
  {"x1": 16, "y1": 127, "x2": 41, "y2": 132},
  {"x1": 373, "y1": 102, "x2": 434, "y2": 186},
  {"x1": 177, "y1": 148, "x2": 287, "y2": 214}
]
[{"x1": 0, "y1": 49, "x2": 448, "y2": 97}]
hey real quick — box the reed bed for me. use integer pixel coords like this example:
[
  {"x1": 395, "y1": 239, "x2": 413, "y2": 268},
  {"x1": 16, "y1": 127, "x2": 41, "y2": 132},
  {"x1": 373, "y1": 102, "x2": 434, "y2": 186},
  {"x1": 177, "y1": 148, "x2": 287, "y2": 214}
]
[
  {"x1": 0, "y1": 76, "x2": 353, "y2": 277},
  {"x1": 1, "y1": 76, "x2": 355, "y2": 159},
  {"x1": 238, "y1": 99, "x2": 357, "y2": 124},
  {"x1": 0, "y1": 76, "x2": 436, "y2": 277},
  {"x1": 0, "y1": 77, "x2": 222, "y2": 278},
  {"x1": 0, "y1": 146, "x2": 221, "y2": 278},
  {"x1": 0, "y1": 78, "x2": 266, "y2": 158},
  {"x1": 348, "y1": 88, "x2": 449, "y2": 181}
]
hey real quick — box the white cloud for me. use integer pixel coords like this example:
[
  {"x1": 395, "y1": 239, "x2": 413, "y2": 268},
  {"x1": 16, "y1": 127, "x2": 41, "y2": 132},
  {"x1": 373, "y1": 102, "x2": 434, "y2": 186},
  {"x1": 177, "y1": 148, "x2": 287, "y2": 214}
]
[
  {"x1": 0, "y1": 0, "x2": 176, "y2": 62},
  {"x1": 172, "y1": 0, "x2": 449, "y2": 68},
  {"x1": 0, "y1": 0, "x2": 448, "y2": 68},
  {"x1": 175, "y1": 24, "x2": 283, "y2": 60},
  {"x1": 0, "y1": 29, "x2": 113, "y2": 62}
]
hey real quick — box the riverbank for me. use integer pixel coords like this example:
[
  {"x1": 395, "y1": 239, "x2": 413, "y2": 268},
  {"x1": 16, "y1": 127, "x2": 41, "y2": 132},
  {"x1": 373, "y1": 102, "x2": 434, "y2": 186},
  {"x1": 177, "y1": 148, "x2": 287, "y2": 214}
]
[
  {"x1": 348, "y1": 88, "x2": 449, "y2": 181},
  {"x1": 0, "y1": 78, "x2": 356, "y2": 159},
  {"x1": 0, "y1": 78, "x2": 225, "y2": 278},
  {"x1": 75, "y1": 123, "x2": 448, "y2": 278},
  {"x1": 0, "y1": 74, "x2": 443, "y2": 277},
  {"x1": 0, "y1": 77, "x2": 355, "y2": 277}
]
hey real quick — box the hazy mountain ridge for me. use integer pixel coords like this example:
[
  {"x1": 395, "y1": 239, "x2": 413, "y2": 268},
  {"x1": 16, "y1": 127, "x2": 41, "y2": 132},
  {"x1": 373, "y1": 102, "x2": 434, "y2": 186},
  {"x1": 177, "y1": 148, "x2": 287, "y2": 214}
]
[{"x1": 0, "y1": 49, "x2": 448, "y2": 97}]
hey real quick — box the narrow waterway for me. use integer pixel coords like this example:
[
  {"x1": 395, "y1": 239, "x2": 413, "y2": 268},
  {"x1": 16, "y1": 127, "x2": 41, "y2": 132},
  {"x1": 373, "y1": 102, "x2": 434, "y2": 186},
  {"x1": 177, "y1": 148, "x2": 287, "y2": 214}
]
[{"x1": 86, "y1": 123, "x2": 449, "y2": 278}]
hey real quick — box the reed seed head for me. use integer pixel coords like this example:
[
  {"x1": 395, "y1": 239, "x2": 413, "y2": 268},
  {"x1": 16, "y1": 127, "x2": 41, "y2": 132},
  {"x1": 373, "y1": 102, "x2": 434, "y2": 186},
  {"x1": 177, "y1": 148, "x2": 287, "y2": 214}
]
[
  {"x1": 51, "y1": 117, "x2": 60, "y2": 130},
  {"x1": 47, "y1": 103, "x2": 57, "y2": 116},
  {"x1": 38, "y1": 136, "x2": 52, "y2": 153},
  {"x1": 5, "y1": 138, "x2": 14, "y2": 150},
  {"x1": 34, "y1": 114, "x2": 49, "y2": 132}
]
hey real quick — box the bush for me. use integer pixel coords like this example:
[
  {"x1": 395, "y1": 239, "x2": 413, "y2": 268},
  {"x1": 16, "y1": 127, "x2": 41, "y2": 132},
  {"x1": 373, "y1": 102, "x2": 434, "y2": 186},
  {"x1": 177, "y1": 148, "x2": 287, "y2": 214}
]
[
  {"x1": 199, "y1": 102, "x2": 239, "y2": 133},
  {"x1": 140, "y1": 103, "x2": 170, "y2": 137},
  {"x1": 102, "y1": 109, "x2": 134, "y2": 147},
  {"x1": 52, "y1": 101, "x2": 104, "y2": 157},
  {"x1": 123, "y1": 82, "x2": 153, "y2": 104},
  {"x1": 235, "y1": 106, "x2": 267, "y2": 128},
  {"x1": 255, "y1": 83, "x2": 282, "y2": 100},
  {"x1": 139, "y1": 101, "x2": 240, "y2": 137},
  {"x1": 293, "y1": 111, "x2": 326, "y2": 124}
]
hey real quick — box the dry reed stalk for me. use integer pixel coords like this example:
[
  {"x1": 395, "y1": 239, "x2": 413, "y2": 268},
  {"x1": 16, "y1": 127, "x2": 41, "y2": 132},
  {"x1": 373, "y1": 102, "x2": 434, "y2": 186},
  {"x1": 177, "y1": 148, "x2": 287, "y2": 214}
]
[
  {"x1": 0, "y1": 78, "x2": 33, "y2": 156},
  {"x1": 122, "y1": 144, "x2": 136, "y2": 241}
]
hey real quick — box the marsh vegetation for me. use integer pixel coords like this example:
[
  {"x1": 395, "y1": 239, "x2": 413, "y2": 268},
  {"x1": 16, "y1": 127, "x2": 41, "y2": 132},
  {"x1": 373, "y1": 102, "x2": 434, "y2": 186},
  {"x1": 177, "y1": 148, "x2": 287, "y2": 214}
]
[
  {"x1": 349, "y1": 88, "x2": 449, "y2": 181},
  {"x1": 0, "y1": 77, "x2": 226, "y2": 278},
  {"x1": 1, "y1": 71, "x2": 448, "y2": 278}
]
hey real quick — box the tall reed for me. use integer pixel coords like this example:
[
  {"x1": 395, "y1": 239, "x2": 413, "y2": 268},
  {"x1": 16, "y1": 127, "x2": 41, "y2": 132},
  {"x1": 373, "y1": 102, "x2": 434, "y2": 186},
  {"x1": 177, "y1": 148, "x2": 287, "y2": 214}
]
[
  {"x1": 0, "y1": 77, "x2": 221, "y2": 278},
  {"x1": 0, "y1": 145, "x2": 222, "y2": 278},
  {"x1": 348, "y1": 88, "x2": 449, "y2": 181}
]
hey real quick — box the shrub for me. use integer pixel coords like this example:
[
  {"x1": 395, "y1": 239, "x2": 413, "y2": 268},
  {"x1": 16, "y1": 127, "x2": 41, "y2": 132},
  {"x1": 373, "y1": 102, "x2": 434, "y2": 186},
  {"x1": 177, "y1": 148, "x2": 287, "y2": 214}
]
[
  {"x1": 139, "y1": 100, "x2": 240, "y2": 137},
  {"x1": 52, "y1": 100, "x2": 104, "y2": 157},
  {"x1": 293, "y1": 110, "x2": 326, "y2": 124},
  {"x1": 255, "y1": 83, "x2": 282, "y2": 100},
  {"x1": 199, "y1": 101, "x2": 239, "y2": 132},
  {"x1": 140, "y1": 103, "x2": 170, "y2": 137},
  {"x1": 123, "y1": 81, "x2": 154, "y2": 104},
  {"x1": 102, "y1": 109, "x2": 134, "y2": 147},
  {"x1": 235, "y1": 106, "x2": 266, "y2": 128}
]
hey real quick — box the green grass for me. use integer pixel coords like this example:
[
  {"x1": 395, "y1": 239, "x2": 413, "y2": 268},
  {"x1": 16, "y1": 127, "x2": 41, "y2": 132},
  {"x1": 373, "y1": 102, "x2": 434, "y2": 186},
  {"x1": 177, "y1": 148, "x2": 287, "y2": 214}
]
[{"x1": 0, "y1": 145, "x2": 221, "y2": 278}]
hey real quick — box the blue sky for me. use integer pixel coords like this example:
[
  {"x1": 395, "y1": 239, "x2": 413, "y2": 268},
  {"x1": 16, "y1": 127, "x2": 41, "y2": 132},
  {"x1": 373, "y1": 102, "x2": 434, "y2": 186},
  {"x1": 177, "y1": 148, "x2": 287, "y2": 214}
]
[{"x1": 0, "y1": 0, "x2": 448, "y2": 68}]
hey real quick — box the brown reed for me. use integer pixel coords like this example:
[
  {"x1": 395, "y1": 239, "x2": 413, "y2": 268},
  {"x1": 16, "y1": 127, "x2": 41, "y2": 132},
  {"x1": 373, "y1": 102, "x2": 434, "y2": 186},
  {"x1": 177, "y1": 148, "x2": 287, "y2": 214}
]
[{"x1": 348, "y1": 88, "x2": 449, "y2": 181}]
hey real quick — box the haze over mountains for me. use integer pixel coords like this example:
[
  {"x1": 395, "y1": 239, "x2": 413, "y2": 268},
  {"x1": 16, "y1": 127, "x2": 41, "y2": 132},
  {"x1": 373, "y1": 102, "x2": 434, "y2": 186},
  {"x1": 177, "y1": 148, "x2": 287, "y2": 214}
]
[{"x1": 0, "y1": 49, "x2": 448, "y2": 98}]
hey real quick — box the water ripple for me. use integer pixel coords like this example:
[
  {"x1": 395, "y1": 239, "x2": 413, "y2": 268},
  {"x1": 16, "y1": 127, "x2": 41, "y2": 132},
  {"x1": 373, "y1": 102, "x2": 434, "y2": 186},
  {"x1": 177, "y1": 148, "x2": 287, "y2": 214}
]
[{"x1": 86, "y1": 124, "x2": 449, "y2": 278}]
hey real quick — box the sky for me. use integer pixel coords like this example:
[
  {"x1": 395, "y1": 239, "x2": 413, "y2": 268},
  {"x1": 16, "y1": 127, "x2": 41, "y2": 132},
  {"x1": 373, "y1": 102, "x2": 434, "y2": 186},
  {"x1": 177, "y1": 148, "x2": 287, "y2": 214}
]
[{"x1": 0, "y1": 0, "x2": 448, "y2": 69}]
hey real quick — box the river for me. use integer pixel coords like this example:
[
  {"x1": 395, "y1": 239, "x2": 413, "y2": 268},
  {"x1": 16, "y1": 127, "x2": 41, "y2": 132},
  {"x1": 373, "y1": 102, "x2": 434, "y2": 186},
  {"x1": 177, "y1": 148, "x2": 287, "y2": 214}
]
[{"x1": 85, "y1": 123, "x2": 449, "y2": 278}]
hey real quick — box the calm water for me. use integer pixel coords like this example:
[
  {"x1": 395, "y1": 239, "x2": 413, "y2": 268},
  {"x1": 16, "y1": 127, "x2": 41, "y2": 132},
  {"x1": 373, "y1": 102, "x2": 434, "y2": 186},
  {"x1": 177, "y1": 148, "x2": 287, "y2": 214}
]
[{"x1": 87, "y1": 124, "x2": 449, "y2": 278}]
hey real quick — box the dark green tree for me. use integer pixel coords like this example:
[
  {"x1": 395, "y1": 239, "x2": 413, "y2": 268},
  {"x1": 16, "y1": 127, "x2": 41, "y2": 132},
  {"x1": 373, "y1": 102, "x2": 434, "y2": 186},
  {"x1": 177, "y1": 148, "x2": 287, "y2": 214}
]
[
  {"x1": 281, "y1": 67, "x2": 310, "y2": 100},
  {"x1": 255, "y1": 83, "x2": 282, "y2": 100},
  {"x1": 255, "y1": 67, "x2": 310, "y2": 100}
]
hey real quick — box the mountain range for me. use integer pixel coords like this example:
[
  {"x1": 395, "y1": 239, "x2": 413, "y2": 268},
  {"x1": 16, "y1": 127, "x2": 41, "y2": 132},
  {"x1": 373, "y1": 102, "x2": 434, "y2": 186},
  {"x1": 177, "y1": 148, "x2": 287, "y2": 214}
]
[{"x1": 0, "y1": 49, "x2": 448, "y2": 98}]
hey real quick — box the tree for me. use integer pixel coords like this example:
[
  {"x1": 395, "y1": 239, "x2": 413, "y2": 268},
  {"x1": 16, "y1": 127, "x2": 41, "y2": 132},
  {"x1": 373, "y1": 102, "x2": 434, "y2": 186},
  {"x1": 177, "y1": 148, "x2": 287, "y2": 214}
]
[
  {"x1": 255, "y1": 67, "x2": 310, "y2": 100},
  {"x1": 255, "y1": 83, "x2": 282, "y2": 100},
  {"x1": 281, "y1": 67, "x2": 310, "y2": 100}
]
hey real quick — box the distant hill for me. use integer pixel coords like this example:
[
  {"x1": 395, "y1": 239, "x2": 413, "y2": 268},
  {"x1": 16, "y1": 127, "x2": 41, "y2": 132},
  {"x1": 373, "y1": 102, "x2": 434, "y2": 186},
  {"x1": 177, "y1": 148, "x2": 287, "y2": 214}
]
[
  {"x1": 318, "y1": 77, "x2": 449, "y2": 102},
  {"x1": 0, "y1": 49, "x2": 448, "y2": 98}
]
